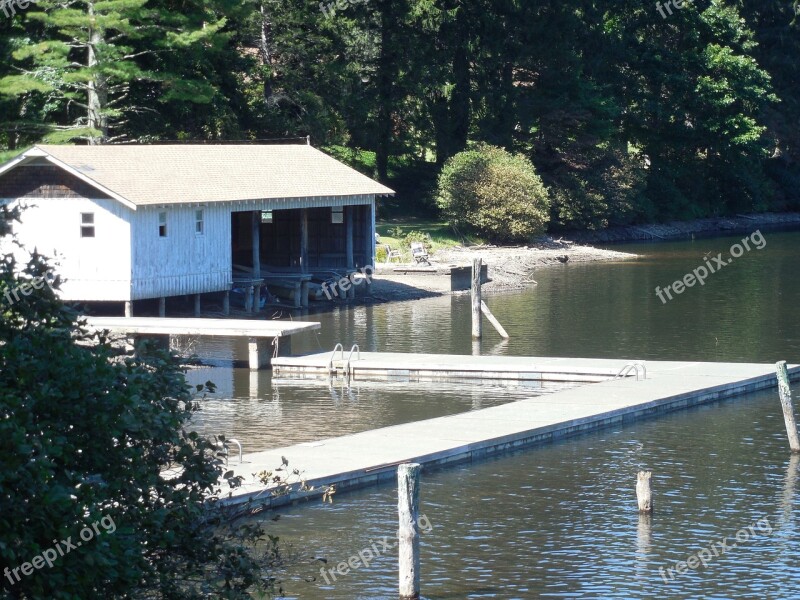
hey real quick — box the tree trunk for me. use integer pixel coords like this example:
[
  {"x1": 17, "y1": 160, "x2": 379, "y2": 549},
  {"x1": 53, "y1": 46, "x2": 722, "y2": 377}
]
[
  {"x1": 448, "y1": 2, "x2": 470, "y2": 156},
  {"x1": 375, "y1": 0, "x2": 394, "y2": 182},
  {"x1": 259, "y1": 2, "x2": 273, "y2": 100},
  {"x1": 87, "y1": 1, "x2": 108, "y2": 144}
]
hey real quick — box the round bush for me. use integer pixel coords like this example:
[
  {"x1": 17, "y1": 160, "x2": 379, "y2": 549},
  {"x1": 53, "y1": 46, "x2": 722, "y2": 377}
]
[{"x1": 436, "y1": 145, "x2": 550, "y2": 242}]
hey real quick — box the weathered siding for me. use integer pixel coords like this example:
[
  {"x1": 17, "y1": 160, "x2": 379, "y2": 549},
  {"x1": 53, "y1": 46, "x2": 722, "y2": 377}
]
[
  {"x1": 130, "y1": 205, "x2": 231, "y2": 299},
  {"x1": 0, "y1": 165, "x2": 114, "y2": 200},
  {"x1": 4, "y1": 197, "x2": 133, "y2": 302}
]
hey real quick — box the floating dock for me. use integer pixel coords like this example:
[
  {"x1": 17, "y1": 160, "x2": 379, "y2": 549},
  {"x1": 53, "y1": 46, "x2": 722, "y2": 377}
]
[
  {"x1": 273, "y1": 351, "x2": 641, "y2": 383},
  {"x1": 221, "y1": 356, "x2": 800, "y2": 509},
  {"x1": 84, "y1": 317, "x2": 320, "y2": 369}
]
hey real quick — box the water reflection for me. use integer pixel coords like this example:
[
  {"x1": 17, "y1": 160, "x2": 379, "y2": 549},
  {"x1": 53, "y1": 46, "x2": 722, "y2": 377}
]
[
  {"x1": 187, "y1": 370, "x2": 578, "y2": 453},
  {"x1": 179, "y1": 230, "x2": 800, "y2": 598},
  {"x1": 261, "y1": 389, "x2": 800, "y2": 599}
]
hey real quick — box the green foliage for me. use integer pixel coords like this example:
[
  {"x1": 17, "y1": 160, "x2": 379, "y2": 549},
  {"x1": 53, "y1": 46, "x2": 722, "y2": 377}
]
[
  {"x1": 402, "y1": 230, "x2": 430, "y2": 248},
  {"x1": 0, "y1": 205, "x2": 285, "y2": 598},
  {"x1": 436, "y1": 145, "x2": 550, "y2": 242},
  {"x1": 0, "y1": 0, "x2": 797, "y2": 228}
]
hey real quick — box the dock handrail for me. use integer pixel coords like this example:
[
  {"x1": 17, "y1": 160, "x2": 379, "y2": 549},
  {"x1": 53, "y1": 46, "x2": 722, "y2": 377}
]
[
  {"x1": 217, "y1": 438, "x2": 243, "y2": 465},
  {"x1": 328, "y1": 343, "x2": 344, "y2": 373},
  {"x1": 615, "y1": 363, "x2": 647, "y2": 381},
  {"x1": 347, "y1": 344, "x2": 360, "y2": 363},
  {"x1": 345, "y1": 344, "x2": 361, "y2": 377}
]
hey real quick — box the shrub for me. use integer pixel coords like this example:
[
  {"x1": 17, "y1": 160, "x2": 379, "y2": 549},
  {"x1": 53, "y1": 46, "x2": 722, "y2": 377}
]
[
  {"x1": 402, "y1": 231, "x2": 430, "y2": 248},
  {"x1": 435, "y1": 144, "x2": 550, "y2": 242},
  {"x1": 0, "y1": 203, "x2": 287, "y2": 598}
]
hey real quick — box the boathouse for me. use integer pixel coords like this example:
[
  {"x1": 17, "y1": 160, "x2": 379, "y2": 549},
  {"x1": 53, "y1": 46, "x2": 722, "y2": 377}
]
[{"x1": 0, "y1": 144, "x2": 393, "y2": 314}]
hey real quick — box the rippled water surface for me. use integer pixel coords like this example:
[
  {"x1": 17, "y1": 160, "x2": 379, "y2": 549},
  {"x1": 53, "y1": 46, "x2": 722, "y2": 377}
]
[{"x1": 185, "y1": 229, "x2": 800, "y2": 599}]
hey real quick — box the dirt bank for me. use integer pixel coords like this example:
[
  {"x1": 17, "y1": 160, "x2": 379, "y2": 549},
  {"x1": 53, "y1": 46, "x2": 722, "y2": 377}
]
[{"x1": 367, "y1": 238, "x2": 637, "y2": 302}]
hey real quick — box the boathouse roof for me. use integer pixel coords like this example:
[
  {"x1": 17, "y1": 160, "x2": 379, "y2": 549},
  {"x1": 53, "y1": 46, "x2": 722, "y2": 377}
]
[{"x1": 0, "y1": 144, "x2": 394, "y2": 208}]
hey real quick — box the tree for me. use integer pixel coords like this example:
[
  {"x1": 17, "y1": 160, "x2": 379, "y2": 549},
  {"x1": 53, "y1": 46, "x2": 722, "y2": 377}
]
[
  {"x1": 0, "y1": 203, "x2": 283, "y2": 598},
  {"x1": 436, "y1": 144, "x2": 550, "y2": 242},
  {"x1": 0, "y1": 0, "x2": 236, "y2": 143}
]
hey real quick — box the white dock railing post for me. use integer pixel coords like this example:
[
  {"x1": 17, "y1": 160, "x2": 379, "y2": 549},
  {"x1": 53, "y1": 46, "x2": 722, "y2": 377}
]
[
  {"x1": 776, "y1": 361, "x2": 800, "y2": 453},
  {"x1": 398, "y1": 463, "x2": 421, "y2": 600},
  {"x1": 471, "y1": 258, "x2": 482, "y2": 340}
]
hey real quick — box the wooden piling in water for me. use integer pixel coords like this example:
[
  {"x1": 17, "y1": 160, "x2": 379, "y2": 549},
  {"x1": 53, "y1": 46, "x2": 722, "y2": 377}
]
[
  {"x1": 398, "y1": 463, "x2": 421, "y2": 600},
  {"x1": 480, "y1": 301, "x2": 510, "y2": 339},
  {"x1": 776, "y1": 361, "x2": 800, "y2": 453},
  {"x1": 471, "y1": 258, "x2": 482, "y2": 340},
  {"x1": 636, "y1": 471, "x2": 653, "y2": 513}
]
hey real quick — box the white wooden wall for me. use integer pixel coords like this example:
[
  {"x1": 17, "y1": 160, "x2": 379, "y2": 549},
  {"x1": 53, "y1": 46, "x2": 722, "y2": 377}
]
[
  {"x1": 6, "y1": 197, "x2": 133, "y2": 301},
  {"x1": 4, "y1": 193, "x2": 382, "y2": 302},
  {"x1": 130, "y1": 204, "x2": 231, "y2": 299}
]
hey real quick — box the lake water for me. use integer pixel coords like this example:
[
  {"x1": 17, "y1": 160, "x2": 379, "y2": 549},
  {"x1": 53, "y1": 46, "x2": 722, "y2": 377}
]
[{"x1": 188, "y1": 228, "x2": 800, "y2": 599}]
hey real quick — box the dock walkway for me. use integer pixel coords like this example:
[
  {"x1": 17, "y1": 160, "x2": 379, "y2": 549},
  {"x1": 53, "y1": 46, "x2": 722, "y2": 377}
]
[
  {"x1": 84, "y1": 317, "x2": 320, "y2": 369},
  {"x1": 222, "y1": 357, "x2": 800, "y2": 509},
  {"x1": 273, "y1": 351, "x2": 640, "y2": 382}
]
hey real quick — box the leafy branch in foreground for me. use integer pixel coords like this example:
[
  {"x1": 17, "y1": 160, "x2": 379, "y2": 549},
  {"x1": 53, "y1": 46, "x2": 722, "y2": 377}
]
[{"x1": 0, "y1": 202, "x2": 305, "y2": 599}]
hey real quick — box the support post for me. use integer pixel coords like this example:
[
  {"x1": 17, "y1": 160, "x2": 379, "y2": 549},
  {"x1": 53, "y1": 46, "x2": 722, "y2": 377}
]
[
  {"x1": 124, "y1": 301, "x2": 133, "y2": 318},
  {"x1": 293, "y1": 281, "x2": 301, "y2": 309},
  {"x1": 245, "y1": 286, "x2": 253, "y2": 314},
  {"x1": 248, "y1": 335, "x2": 292, "y2": 370},
  {"x1": 300, "y1": 208, "x2": 309, "y2": 273},
  {"x1": 223, "y1": 291, "x2": 230, "y2": 316},
  {"x1": 398, "y1": 463, "x2": 421, "y2": 600},
  {"x1": 346, "y1": 206, "x2": 354, "y2": 270},
  {"x1": 248, "y1": 338, "x2": 269, "y2": 370},
  {"x1": 471, "y1": 258, "x2": 482, "y2": 339},
  {"x1": 194, "y1": 294, "x2": 201, "y2": 317},
  {"x1": 480, "y1": 301, "x2": 509, "y2": 339},
  {"x1": 252, "y1": 211, "x2": 261, "y2": 277},
  {"x1": 158, "y1": 297, "x2": 166, "y2": 318},
  {"x1": 365, "y1": 203, "x2": 375, "y2": 266},
  {"x1": 636, "y1": 471, "x2": 653, "y2": 514},
  {"x1": 777, "y1": 361, "x2": 800, "y2": 453},
  {"x1": 253, "y1": 284, "x2": 262, "y2": 314},
  {"x1": 301, "y1": 279, "x2": 310, "y2": 308}
]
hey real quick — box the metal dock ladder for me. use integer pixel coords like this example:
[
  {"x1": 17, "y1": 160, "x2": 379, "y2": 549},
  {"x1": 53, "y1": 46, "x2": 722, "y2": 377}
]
[
  {"x1": 328, "y1": 343, "x2": 361, "y2": 379},
  {"x1": 615, "y1": 362, "x2": 647, "y2": 381}
]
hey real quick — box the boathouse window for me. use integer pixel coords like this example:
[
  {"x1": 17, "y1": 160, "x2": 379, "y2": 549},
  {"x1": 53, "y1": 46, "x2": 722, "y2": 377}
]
[
  {"x1": 80, "y1": 213, "x2": 95, "y2": 238},
  {"x1": 261, "y1": 210, "x2": 273, "y2": 224},
  {"x1": 331, "y1": 206, "x2": 344, "y2": 224},
  {"x1": 195, "y1": 209, "x2": 204, "y2": 235},
  {"x1": 158, "y1": 212, "x2": 167, "y2": 237}
]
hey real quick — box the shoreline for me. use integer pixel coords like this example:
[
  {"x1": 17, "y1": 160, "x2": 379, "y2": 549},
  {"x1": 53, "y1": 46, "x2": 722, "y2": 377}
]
[
  {"x1": 564, "y1": 211, "x2": 800, "y2": 244},
  {"x1": 367, "y1": 239, "x2": 636, "y2": 302},
  {"x1": 365, "y1": 211, "x2": 800, "y2": 304}
]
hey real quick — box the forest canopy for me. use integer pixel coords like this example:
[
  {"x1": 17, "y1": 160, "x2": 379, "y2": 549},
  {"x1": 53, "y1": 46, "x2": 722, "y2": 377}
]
[{"x1": 0, "y1": 0, "x2": 798, "y2": 230}]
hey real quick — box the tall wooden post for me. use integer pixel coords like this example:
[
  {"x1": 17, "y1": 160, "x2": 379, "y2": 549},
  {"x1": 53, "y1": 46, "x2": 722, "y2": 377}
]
[
  {"x1": 776, "y1": 361, "x2": 800, "y2": 453},
  {"x1": 193, "y1": 294, "x2": 201, "y2": 317},
  {"x1": 252, "y1": 211, "x2": 261, "y2": 278},
  {"x1": 398, "y1": 463, "x2": 421, "y2": 600},
  {"x1": 471, "y1": 258, "x2": 482, "y2": 339},
  {"x1": 345, "y1": 206, "x2": 354, "y2": 270},
  {"x1": 300, "y1": 208, "x2": 309, "y2": 273},
  {"x1": 158, "y1": 297, "x2": 166, "y2": 318},
  {"x1": 124, "y1": 301, "x2": 133, "y2": 318},
  {"x1": 365, "y1": 203, "x2": 375, "y2": 266},
  {"x1": 636, "y1": 471, "x2": 653, "y2": 513}
]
